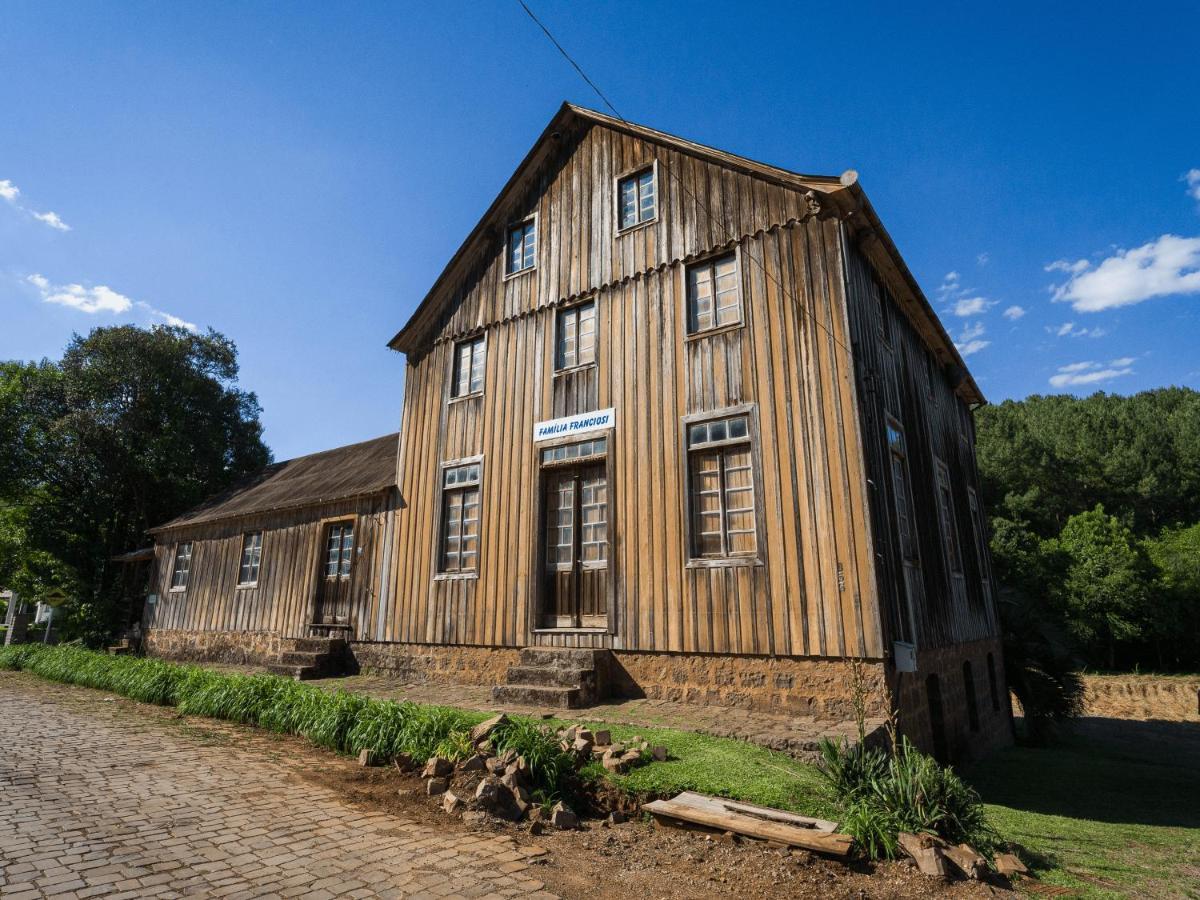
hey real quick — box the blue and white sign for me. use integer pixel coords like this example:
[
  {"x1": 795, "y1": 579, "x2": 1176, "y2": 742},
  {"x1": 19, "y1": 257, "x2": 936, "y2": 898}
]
[{"x1": 533, "y1": 407, "x2": 615, "y2": 442}]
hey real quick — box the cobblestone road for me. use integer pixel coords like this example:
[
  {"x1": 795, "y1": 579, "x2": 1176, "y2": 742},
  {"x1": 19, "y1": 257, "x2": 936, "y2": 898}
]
[{"x1": 0, "y1": 673, "x2": 555, "y2": 900}]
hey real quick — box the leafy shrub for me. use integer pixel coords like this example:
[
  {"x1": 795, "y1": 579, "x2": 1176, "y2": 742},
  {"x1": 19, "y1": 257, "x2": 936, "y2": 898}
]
[
  {"x1": 432, "y1": 728, "x2": 474, "y2": 762},
  {"x1": 817, "y1": 736, "x2": 997, "y2": 858},
  {"x1": 491, "y1": 717, "x2": 578, "y2": 802},
  {"x1": 399, "y1": 705, "x2": 480, "y2": 762}
]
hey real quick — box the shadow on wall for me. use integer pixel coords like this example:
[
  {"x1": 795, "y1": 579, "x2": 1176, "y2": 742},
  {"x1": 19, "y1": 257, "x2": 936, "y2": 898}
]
[{"x1": 966, "y1": 716, "x2": 1200, "y2": 829}]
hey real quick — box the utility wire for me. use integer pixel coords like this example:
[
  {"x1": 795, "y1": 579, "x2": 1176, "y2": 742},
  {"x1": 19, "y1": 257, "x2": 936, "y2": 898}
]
[{"x1": 515, "y1": 0, "x2": 857, "y2": 360}]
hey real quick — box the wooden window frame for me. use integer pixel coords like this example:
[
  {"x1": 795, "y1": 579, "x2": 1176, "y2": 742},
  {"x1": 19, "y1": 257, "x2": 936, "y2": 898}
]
[
  {"x1": 684, "y1": 248, "x2": 744, "y2": 338},
  {"x1": 875, "y1": 276, "x2": 893, "y2": 348},
  {"x1": 885, "y1": 413, "x2": 920, "y2": 647},
  {"x1": 614, "y1": 160, "x2": 659, "y2": 235},
  {"x1": 967, "y1": 486, "x2": 994, "y2": 608},
  {"x1": 503, "y1": 213, "x2": 538, "y2": 279},
  {"x1": 448, "y1": 334, "x2": 487, "y2": 401},
  {"x1": 321, "y1": 519, "x2": 356, "y2": 580},
  {"x1": 933, "y1": 458, "x2": 966, "y2": 606},
  {"x1": 236, "y1": 531, "x2": 263, "y2": 588},
  {"x1": 168, "y1": 541, "x2": 192, "y2": 592},
  {"x1": 681, "y1": 403, "x2": 764, "y2": 569},
  {"x1": 434, "y1": 455, "x2": 484, "y2": 580},
  {"x1": 530, "y1": 431, "x2": 616, "y2": 635},
  {"x1": 553, "y1": 298, "x2": 598, "y2": 374}
]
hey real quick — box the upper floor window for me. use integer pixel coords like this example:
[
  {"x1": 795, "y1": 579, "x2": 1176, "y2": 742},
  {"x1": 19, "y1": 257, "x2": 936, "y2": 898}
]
[
  {"x1": 618, "y1": 166, "x2": 656, "y2": 230},
  {"x1": 440, "y1": 461, "x2": 481, "y2": 574},
  {"x1": 170, "y1": 542, "x2": 192, "y2": 590},
  {"x1": 687, "y1": 252, "x2": 740, "y2": 334},
  {"x1": 933, "y1": 459, "x2": 962, "y2": 579},
  {"x1": 452, "y1": 336, "x2": 486, "y2": 398},
  {"x1": 507, "y1": 218, "x2": 536, "y2": 275},
  {"x1": 237, "y1": 531, "x2": 263, "y2": 586},
  {"x1": 555, "y1": 301, "x2": 596, "y2": 370},
  {"x1": 687, "y1": 412, "x2": 757, "y2": 560}
]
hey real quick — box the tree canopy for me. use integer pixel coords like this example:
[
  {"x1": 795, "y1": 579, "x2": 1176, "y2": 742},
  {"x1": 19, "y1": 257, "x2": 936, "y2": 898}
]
[
  {"x1": 976, "y1": 389, "x2": 1200, "y2": 672},
  {"x1": 0, "y1": 325, "x2": 270, "y2": 643}
]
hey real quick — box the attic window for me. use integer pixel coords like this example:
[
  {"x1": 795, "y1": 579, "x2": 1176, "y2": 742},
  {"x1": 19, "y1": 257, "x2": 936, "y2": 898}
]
[
  {"x1": 507, "y1": 218, "x2": 536, "y2": 275},
  {"x1": 618, "y1": 166, "x2": 656, "y2": 230}
]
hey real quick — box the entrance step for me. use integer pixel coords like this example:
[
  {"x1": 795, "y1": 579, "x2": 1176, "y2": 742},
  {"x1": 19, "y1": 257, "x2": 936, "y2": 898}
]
[
  {"x1": 493, "y1": 647, "x2": 612, "y2": 709},
  {"x1": 269, "y1": 636, "x2": 348, "y2": 680}
]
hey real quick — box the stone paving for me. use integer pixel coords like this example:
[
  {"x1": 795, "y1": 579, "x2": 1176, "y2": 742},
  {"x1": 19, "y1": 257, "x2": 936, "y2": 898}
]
[{"x1": 0, "y1": 673, "x2": 555, "y2": 900}]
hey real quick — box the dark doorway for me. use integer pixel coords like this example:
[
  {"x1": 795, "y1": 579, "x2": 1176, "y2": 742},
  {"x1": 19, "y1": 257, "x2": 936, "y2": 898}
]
[{"x1": 926, "y1": 673, "x2": 949, "y2": 762}]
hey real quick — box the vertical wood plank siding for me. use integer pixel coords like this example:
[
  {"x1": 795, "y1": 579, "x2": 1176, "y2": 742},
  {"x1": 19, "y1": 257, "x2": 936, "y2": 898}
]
[
  {"x1": 842, "y1": 236, "x2": 1000, "y2": 649},
  {"x1": 385, "y1": 121, "x2": 884, "y2": 658},
  {"x1": 147, "y1": 495, "x2": 395, "y2": 639}
]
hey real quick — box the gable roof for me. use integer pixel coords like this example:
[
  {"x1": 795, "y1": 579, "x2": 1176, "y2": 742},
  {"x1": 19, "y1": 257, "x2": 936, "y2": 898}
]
[
  {"x1": 388, "y1": 102, "x2": 983, "y2": 405},
  {"x1": 151, "y1": 432, "x2": 398, "y2": 533}
]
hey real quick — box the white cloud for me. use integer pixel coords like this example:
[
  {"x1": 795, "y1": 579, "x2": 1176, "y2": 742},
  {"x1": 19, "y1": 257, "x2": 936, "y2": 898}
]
[
  {"x1": 1055, "y1": 322, "x2": 1074, "y2": 336},
  {"x1": 135, "y1": 300, "x2": 197, "y2": 332},
  {"x1": 31, "y1": 210, "x2": 70, "y2": 231},
  {"x1": 1002, "y1": 305, "x2": 1026, "y2": 320},
  {"x1": 953, "y1": 296, "x2": 992, "y2": 316},
  {"x1": 0, "y1": 178, "x2": 71, "y2": 230},
  {"x1": 28, "y1": 273, "x2": 133, "y2": 314},
  {"x1": 977, "y1": 252, "x2": 990, "y2": 266},
  {"x1": 1046, "y1": 258, "x2": 1091, "y2": 275},
  {"x1": 1048, "y1": 358, "x2": 1136, "y2": 389},
  {"x1": 1050, "y1": 321, "x2": 1107, "y2": 339},
  {"x1": 1049, "y1": 234, "x2": 1200, "y2": 312},
  {"x1": 1184, "y1": 169, "x2": 1200, "y2": 203},
  {"x1": 954, "y1": 321, "x2": 989, "y2": 356}
]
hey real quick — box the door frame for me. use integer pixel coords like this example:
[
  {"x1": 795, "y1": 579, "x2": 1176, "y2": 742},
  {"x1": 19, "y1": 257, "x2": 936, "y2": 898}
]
[
  {"x1": 530, "y1": 429, "x2": 616, "y2": 635},
  {"x1": 309, "y1": 513, "x2": 360, "y2": 629}
]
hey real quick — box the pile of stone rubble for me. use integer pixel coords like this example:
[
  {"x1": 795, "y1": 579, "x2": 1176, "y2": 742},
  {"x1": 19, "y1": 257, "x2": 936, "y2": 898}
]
[{"x1": 359, "y1": 713, "x2": 667, "y2": 832}]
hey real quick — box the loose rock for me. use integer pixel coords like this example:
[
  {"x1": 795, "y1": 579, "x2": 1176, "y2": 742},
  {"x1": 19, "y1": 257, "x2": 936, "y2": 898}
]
[
  {"x1": 470, "y1": 713, "x2": 508, "y2": 746},
  {"x1": 425, "y1": 777, "x2": 449, "y2": 797},
  {"x1": 549, "y1": 801, "x2": 580, "y2": 830},
  {"x1": 421, "y1": 756, "x2": 454, "y2": 779},
  {"x1": 441, "y1": 790, "x2": 465, "y2": 814},
  {"x1": 357, "y1": 748, "x2": 379, "y2": 767}
]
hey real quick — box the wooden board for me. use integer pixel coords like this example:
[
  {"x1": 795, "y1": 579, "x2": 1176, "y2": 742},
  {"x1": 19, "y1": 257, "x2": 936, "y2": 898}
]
[
  {"x1": 667, "y1": 791, "x2": 838, "y2": 833},
  {"x1": 643, "y1": 794, "x2": 852, "y2": 857}
]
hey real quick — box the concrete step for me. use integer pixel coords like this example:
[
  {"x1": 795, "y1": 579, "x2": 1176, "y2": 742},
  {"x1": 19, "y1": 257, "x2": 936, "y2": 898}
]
[
  {"x1": 504, "y1": 665, "x2": 593, "y2": 689},
  {"x1": 283, "y1": 637, "x2": 345, "y2": 654},
  {"x1": 492, "y1": 683, "x2": 583, "y2": 708},
  {"x1": 266, "y1": 663, "x2": 321, "y2": 681},
  {"x1": 278, "y1": 651, "x2": 326, "y2": 668},
  {"x1": 518, "y1": 647, "x2": 604, "y2": 669}
]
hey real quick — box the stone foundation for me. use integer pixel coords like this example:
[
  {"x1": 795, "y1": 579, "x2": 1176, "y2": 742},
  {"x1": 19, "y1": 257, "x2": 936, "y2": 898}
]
[
  {"x1": 349, "y1": 641, "x2": 520, "y2": 687},
  {"x1": 609, "y1": 651, "x2": 889, "y2": 721},
  {"x1": 145, "y1": 628, "x2": 281, "y2": 666},
  {"x1": 892, "y1": 637, "x2": 1013, "y2": 763}
]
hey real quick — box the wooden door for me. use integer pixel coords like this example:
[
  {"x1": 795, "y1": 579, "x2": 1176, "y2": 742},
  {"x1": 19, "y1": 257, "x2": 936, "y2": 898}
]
[
  {"x1": 542, "y1": 463, "x2": 608, "y2": 628},
  {"x1": 314, "y1": 521, "x2": 354, "y2": 626}
]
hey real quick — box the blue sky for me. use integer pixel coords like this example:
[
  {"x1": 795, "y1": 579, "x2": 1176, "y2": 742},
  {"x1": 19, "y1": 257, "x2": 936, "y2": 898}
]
[{"x1": 3, "y1": 1, "x2": 1198, "y2": 460}]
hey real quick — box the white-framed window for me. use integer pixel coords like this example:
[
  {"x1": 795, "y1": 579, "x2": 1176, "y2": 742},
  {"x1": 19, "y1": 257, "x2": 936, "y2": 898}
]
[
  {"x1": 451, "y1": 336, "x2": 486, "y2": 398},
  {"x1": 686, "y1": 412, "x2": 757, "y2": 559},
  {"x1": 506, "y1": 217, "x2": 536, "y2": 275},
  {"x1": 440, "y1": 461, "x2": 481, "y2": 574},
  {"x1": 237, "y1": 531, "x2": 263, "y2": 586},
  {"x1": 323, "y1": 521, "x2": 354, "y2": 578},
  {"x1": 555, "y1": 301, "x2": 596, "y2": 370},
  {"x1": 170, "y1": 542, "x2": 192, "y2": 590},
  {"x1": 617, "y1": 166, "x2": 656, "y2": 230},
  {"x1": 686, "y1": 252, "x2": 741, "y2": 334}
]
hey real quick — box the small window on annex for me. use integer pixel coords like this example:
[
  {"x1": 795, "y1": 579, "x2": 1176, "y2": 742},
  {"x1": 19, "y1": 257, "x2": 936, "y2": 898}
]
[
  {"x1": 506, "y1": 218, "x2": 536, "y2": 275},
  {"x1": 237, "y1": 532, "x2": 263, "y2": 586},
  {"x1": 686, "y1": 413, "x2": 757, "y2": 559},
  {"x1": 440, "y1": 461, "x2": 481, "y2": 574},
  {"x1": 555, "y1": 301, "x2": 596, "y2": 370},
  {"x1": 451, "y1": 336, "x2": 486, "y2": 398},
  {"x1": 170, "y1": 542, "x2": 192, "y2": 590},
  {"x1": 618, "y1": 166, "x2": 656, "y2": 230},
  {"x1": 687, "y1": 252, "x2": 740, "y2": 334}
]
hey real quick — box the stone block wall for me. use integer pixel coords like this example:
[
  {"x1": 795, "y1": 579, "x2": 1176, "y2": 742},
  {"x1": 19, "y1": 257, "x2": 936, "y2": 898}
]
[
  {"x1": 892, "y1": 636, "x2": 1013, "y2": 763},
  {"x1": 349, "y1": 642, "x2": 520, "y2": 686},
  {"x1": 145, "y1": 628, "x2": 281, "y2": 666}
]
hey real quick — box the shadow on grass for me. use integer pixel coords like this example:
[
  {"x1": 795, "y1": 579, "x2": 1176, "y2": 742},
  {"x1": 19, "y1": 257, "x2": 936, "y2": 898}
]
[{"x1": 964, "y1": 716, "x2": 1200, "y2": 829}]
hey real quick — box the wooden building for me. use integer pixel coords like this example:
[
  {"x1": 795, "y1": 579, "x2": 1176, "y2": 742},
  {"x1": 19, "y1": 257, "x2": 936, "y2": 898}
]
[{"x1": 146, "y1": 105, "x2": 1011, "y2": 761}]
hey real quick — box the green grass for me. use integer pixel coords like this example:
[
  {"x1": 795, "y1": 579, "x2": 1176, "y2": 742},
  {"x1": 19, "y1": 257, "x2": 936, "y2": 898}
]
[{"x1": 966, "y1": 727, "x2": 1200, "y2": 898}]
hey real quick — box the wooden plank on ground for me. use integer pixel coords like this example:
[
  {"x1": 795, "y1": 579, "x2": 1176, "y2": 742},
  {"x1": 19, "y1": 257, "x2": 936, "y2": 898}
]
[
  {"x1": 666, "y1": 791, "x2": 838, "y2": 833},
  {"x1": 642, "y1": 795, "x2": 852, "y2": 857}
]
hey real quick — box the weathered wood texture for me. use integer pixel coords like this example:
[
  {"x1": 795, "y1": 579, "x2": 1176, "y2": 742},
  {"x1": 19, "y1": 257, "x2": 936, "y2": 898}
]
[
  {"x1": 384, "y1": 120, "x2": 883, "y2": 658},
  {"x1": 147, "y1": 494, "x2": 395, "y2": 638},
  {"x1": 842, "y1": 237, "x2": 1000, "y2": 649}
]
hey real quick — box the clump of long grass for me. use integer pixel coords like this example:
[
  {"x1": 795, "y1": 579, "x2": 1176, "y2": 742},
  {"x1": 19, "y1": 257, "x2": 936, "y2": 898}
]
[{"x1": 491, "y1": 716, "x2": 579, "y2": 803}]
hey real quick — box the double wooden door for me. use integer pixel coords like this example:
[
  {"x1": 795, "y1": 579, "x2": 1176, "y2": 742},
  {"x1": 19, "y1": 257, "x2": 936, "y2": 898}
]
[
  {"x1": 542, "y1": 463, "x2": 608, "y2": 628},
  {"x1": 314, "y1": 520, "x2": 353, "y2": 626}
]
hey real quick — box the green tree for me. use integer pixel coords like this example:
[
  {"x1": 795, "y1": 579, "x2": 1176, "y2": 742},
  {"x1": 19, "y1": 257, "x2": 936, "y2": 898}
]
[
  {"x1": 1144, "y1": 523, "x2": 1200, "y2": 671},
  {"x1": 0, "y1": 325, "x2": 269, "y2": 643},
  {"x1": 1051, "y1": 505, "x2": 1156, "y2": 669}
]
